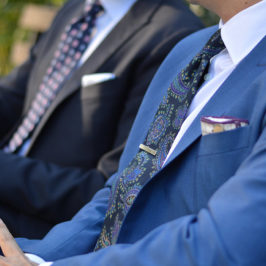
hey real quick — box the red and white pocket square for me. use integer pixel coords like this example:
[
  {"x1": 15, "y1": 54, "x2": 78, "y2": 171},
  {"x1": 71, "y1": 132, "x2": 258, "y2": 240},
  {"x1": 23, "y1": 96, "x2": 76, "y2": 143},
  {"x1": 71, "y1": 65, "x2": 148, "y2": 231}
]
[{"x1": 200, "y1": 116, "x2": 249, "y2": 136}]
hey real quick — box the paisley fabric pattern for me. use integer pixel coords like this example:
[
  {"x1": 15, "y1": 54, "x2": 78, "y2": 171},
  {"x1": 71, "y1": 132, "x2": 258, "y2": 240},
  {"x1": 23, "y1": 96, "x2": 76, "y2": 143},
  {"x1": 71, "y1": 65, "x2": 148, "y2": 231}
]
[
  {"x1": 94, "y1": 30, "x2": 225, "y2": 251},
  {"x1": 4, "y1": 0, "x2": 104, "y2": 154}
]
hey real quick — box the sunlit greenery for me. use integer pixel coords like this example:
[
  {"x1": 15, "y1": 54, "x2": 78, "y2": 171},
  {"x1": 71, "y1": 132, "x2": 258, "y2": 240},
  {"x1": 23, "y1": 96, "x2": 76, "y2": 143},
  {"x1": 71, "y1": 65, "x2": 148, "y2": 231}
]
[
  {"x1": 0, "y1": 0, "x2": 66, "y2": 75},
  {"x1": 188, "y1": 4, "x2": 219, "y2": 26}
]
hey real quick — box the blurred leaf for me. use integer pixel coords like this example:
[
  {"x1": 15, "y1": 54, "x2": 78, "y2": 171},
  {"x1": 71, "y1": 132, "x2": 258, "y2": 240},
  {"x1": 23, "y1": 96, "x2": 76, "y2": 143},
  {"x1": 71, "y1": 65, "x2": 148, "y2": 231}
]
[
  {"x1": 0, "y1": 0, "x2": 66, "y2": 75},
  {"x1": 188, "y1": 3, "x2": 219, "y2": 26}
]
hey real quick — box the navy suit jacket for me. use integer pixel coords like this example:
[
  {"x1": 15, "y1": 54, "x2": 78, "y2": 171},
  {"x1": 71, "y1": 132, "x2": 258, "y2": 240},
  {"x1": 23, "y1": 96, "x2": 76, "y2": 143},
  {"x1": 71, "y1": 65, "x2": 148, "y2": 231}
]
[{"x1": 18, "y1": 26, "x2": 266, "y2": 265}]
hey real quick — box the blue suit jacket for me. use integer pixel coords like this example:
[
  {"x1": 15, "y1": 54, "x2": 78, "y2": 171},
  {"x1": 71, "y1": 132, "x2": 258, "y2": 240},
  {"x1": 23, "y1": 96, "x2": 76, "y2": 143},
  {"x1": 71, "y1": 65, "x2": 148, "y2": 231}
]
[{"x1": 17, "y1": 26, "x2": 266, "y2": 265}]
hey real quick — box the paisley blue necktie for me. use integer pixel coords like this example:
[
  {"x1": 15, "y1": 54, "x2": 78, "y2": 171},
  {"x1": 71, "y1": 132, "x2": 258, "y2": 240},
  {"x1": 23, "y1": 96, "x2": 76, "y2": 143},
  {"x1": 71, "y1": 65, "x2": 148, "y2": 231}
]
[
  {"x1": 4, "y1": 0, "x2": 104, "y2": 153},
  {"x1": 94, "y1": 30, "x2": 225, "y2": 250}
]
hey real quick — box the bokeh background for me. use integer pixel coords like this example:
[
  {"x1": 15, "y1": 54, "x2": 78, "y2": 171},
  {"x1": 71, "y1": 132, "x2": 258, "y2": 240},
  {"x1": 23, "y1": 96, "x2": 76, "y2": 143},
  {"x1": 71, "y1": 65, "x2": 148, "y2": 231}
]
[{"x1": 0, "y1": 0, "x2": 218, "y2": 76}]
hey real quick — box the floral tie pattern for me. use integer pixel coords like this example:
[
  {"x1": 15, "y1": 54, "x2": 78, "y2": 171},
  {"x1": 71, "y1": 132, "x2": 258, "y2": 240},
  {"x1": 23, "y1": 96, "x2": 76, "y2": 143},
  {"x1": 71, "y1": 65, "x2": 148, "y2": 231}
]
[{"x1": 94, "y1": 30, "x2": 225, "y2": 250}]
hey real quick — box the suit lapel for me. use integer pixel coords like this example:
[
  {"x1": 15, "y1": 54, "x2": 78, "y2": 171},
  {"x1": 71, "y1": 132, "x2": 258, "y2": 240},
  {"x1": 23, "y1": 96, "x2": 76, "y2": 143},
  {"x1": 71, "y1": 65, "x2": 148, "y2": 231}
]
[
  {"x1": 162, "y1": 36, "x2": 266, "y2": 170},
  {"x1": 26, "y1": 0, "x2": 161, "y2": 153}
]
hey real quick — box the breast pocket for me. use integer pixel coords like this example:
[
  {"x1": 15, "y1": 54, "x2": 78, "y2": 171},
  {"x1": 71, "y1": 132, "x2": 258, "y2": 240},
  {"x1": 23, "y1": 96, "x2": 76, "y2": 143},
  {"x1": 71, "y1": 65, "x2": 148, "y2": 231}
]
[
  {"x1": 195, "y1": 126, "x2": 251, "y2": 209},
  {"x1": 81, "y1": 78, "x2": 120, "y2": 101},
  {"x1": 80, "y1": 78, "x2": 124, "y2": 138},
  {"x1": 198, "y1": 125, "x2": 251, "y2": 155}
]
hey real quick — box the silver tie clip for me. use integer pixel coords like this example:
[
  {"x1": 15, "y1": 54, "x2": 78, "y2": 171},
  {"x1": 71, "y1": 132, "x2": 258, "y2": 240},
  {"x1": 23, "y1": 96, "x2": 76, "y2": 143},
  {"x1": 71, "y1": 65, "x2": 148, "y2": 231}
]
[{"x1": 139, "y1": 144, "x2": 157, "y2": 156}]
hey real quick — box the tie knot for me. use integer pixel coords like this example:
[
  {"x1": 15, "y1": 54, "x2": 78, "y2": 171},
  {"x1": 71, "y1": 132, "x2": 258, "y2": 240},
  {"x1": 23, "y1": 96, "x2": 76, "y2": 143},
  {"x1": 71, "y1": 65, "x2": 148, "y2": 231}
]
[
  {"x1": 85, "y1": 0, "x2": 104, "y2": 14},
  {"x1": 202, "y1": 29, "x2": 225, "y2": 59}
]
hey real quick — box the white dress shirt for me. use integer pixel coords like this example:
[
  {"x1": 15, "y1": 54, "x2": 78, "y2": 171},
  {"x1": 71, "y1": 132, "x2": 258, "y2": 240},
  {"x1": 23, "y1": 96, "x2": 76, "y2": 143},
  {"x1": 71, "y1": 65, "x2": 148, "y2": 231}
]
[
  {"x1": 165, "y1": 0, "x2": 266, "y2": 163},
  {"x1": 18, "y1": 0, "x2": 136, "y2": 156}
]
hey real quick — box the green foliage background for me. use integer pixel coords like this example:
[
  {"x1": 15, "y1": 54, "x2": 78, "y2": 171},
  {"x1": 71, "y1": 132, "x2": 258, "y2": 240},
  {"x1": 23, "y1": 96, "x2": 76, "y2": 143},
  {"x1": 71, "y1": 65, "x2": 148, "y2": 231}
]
[
  {"x1": 0, "y1": 0, "x2": 219, "y2": 76},
  {"x1": 0, "y1": 0, "x2": 66, "y2": 75}
]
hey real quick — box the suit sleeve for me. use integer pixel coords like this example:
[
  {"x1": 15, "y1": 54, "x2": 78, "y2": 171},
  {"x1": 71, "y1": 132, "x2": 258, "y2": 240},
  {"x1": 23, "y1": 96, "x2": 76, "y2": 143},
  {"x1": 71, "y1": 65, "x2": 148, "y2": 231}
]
[
  {"x1": 16, "y1": 175, "x2": 113, "y2": 260},
  {"x1": 25, "y1": 118, "x2": 266, "y2": 265},
  {"x1": 0, "y1": 150, "x2": 109, "y2": 224}
]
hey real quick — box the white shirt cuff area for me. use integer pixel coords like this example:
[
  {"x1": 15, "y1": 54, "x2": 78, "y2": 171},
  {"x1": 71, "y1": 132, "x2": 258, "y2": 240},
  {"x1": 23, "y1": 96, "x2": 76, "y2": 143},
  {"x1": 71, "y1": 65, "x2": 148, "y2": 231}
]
[{"x1": 25, "y1": 253, "x2": 53, "y2": 266}]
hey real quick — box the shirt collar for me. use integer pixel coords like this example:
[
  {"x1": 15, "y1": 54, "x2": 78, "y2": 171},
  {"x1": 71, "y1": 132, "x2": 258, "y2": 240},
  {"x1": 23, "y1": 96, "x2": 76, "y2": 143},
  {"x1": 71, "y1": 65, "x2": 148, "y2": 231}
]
[
  {"x1": 87, "y1": 0, "x2": 137, "y2": 20},
  {"x1": 220, "y1": 0, "x2": 266, "y2": 65}
]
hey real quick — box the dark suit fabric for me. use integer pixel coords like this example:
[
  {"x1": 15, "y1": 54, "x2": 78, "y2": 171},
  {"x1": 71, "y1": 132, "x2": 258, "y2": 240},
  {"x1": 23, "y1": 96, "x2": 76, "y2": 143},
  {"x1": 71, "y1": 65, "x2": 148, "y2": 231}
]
[{"x1": 0, "y1": 0, "x2": 202, "y2": 238}]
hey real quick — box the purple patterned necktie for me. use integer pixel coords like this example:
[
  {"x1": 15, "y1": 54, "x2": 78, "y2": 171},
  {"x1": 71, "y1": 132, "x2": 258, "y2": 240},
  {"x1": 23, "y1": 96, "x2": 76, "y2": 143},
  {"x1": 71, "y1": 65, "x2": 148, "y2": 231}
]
[
  {"x1": 4, "y1": 0, "x2": 104, "y2": 153},
  {"x1": 94, "y1": 30, "x2": 225, "y2": 250}
]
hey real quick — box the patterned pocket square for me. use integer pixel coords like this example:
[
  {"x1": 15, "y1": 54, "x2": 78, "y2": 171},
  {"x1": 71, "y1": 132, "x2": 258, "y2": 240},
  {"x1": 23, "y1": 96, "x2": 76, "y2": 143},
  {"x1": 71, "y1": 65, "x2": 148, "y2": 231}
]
[
  {"x1": 200, "y1": 116, "x2": 249, "y2": 136},
  {"x1": 81, "y1": 73, "x2": 116, "y2": 87}
]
